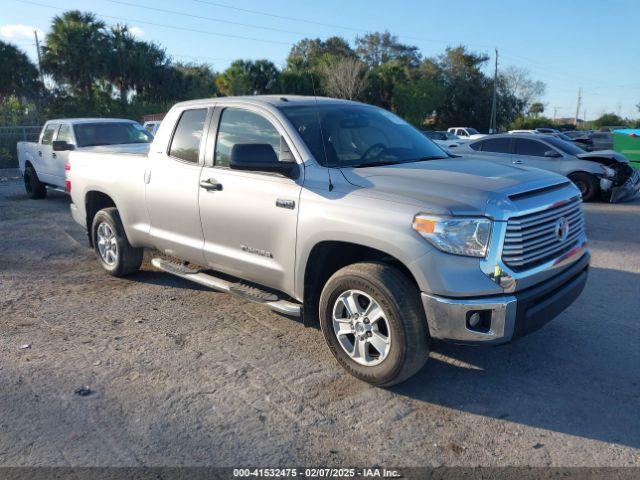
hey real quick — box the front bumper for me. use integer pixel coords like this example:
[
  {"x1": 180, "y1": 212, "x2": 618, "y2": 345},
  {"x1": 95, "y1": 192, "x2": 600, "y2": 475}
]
[
  {"x1": 605, "y1": 168, "x2": 640, "y2": 203},
  {"x1": 422, "y1": 251, "x2": 590, "y2": 345}
]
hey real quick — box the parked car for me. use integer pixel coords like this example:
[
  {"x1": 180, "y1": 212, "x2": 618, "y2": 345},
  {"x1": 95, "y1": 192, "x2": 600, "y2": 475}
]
[
  {"x1": 508, "y1": 129, "x2": 541, "y2": 135},
  {"x1": 457, "y1": 133, "x2": 639, "y2": 202},
  {"x1": 17, "y1": 118, "x2": 152, "y2": 199},
  {"x1": 421, "y1": 130, "x2": 463, "y2": 149},
  {"x1": 535, "y1": 127, "x2": 561, "y2": 134},
  {"x1": 68, "y1": 96, "x2": 590, "y2": 386},
  {"x1": 143, "y1": 120, "x2": 162, "y2": 136},
  {"x1": 598, "y1": 126, "x2": 627, "y2": 133},
  {"x1": 562, "y1": 130, "x2": 592, "y2": 140},
  {"x1": 447, "y1": 127, "x2": 486, "y2": 140}
]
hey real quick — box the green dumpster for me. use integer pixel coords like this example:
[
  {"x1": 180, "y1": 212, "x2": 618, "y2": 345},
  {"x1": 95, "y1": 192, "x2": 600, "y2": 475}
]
[{"x1": 613, "y1": 129, "x2": 640, "y2": 169}]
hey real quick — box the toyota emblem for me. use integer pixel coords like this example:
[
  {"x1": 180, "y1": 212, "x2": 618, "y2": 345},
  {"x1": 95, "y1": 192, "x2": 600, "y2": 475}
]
[{"x1": 555, "y1": 217, "x2": 570, "y2": 242}]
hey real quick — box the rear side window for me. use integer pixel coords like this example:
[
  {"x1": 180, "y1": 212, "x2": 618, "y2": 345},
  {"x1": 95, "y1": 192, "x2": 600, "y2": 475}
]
[
  {"x1": 41, "y1": 124, "x2": 57, "y2": 145},
  {"x1": 215, "y1": 108, "x2": 280, "y2": 167},
  {"x1": 515, "y1": 138, "x2": 549, "y2": 157},
  {"x1": 56, "y1": 124, "x2": 73, "y2": 144},
  {"x1": 478, "y1": 138, "x2": 511, "y2": 153},
  {"x1": 169, "y1": 109, "x2": 208, "y2": 163}
]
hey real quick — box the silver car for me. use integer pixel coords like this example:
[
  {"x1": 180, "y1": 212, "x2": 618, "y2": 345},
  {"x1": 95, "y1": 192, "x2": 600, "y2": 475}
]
[{"x1": 456, "y1": 133, "x2": 640, "y2": 202}]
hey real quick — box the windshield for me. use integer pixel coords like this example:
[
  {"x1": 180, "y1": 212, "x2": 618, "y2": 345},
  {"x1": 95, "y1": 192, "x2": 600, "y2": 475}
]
[
  {"x1": 466, "y1": 128, "x2": 480, "y2": 135},
  {"x1": 74, "y1": 122, "x2": 152, "y2": 147},
  {"x1": 445, "y1": 131, "x2": 459, "y2": 140},
  {"x1": 280, "y1": 104, "x2": 448, "y2": 167},
  {"x1": 545, "y1": 136, "x2": 585, "y2": 155}
]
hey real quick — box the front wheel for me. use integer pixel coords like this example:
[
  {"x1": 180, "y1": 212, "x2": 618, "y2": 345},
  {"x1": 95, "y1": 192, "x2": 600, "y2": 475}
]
[
  {"x1": 91, "y1": 207, "x2": 143, "y2": 277},
  {"x1": 319, "y1": 262, "x2": 429, "y2": 387},
  {"x1": 569, "y1": 172, "x2": 599, "y2": 202}
]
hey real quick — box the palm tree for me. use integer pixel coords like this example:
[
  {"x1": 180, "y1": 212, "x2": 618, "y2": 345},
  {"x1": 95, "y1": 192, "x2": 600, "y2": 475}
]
[{"x1": 42, "y1": 11, "x2": 108, "y2": 100}]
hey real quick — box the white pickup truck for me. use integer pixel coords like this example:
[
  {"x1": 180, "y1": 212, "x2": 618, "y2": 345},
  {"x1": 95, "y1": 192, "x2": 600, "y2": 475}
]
[{"x1": 17, "y1": 118, "x2": 152, "y2": 198}]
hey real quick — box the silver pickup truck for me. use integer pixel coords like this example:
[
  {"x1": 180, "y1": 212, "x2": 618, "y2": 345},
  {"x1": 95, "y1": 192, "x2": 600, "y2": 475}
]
[{"x1": 68, "y1": 96, "x2": 590, "y2": 386}]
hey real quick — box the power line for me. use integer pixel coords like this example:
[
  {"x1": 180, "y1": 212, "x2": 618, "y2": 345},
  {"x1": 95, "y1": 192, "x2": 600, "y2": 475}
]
[
  {"x1": 14, "y1": 0, "x2": 294, "y2": 46},
  {"x1": 105, "y1": 0, "x2": 308, "y2": 37}
]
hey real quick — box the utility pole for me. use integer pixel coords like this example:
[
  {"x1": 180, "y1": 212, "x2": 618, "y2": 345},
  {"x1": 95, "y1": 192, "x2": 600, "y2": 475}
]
[
  {"x1": 553, "y1": 107, "x2": 558, "y2": 122},
  {"x1": 34, "y1": 30, "x2": 44, "y2": 85},
  {"x1": 574, "y1": 88, "x2": 582, "y2": 126},
  {"x1": 489, "y1": 48, "x2": 498, "y2": 134}
]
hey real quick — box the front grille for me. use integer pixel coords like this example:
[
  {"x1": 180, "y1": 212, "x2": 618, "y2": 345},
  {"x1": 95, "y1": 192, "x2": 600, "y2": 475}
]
[{"x1": 502, "y1": 197, "x2": 585, "y2": 271}]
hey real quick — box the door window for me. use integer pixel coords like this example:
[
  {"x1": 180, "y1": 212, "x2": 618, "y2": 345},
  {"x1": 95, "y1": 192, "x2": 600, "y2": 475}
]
[
  {"x1": 514, "y1": 138, "x2": 550, "y2": 157},
  {"x1": 56, "y1": 124, "x2": 73, "y2": 144},
  {"x1": 169, "y1": 108, "x2": 208, "y2": 163},
  {"x1": 41, "y1": 124, "x2": 57, "y2": 145},
  {"x1": 215, "y1": 108, "x2": 280, "y2": 167},
  {"x1": 478, "y1": 138, "x2": 511, "y2": 153}
]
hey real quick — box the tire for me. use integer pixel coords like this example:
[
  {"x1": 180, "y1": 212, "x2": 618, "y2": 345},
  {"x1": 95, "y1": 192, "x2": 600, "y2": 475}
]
[
  {"x1": 569, "y1": 172, "x2": 599, "y2": 202},
  {"x1": 91, "y1": 207, "x2": 143, "y2": 277},
  {"x1": 24, "y1": 166, "x2": 47, "y2": 199},
  {"x1": 319, "y1": 261, "x2": 429, "y2": 387}
]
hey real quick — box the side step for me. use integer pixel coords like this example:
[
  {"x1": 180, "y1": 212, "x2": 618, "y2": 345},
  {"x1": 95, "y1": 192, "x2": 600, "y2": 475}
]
[
  {"x1": 46, "y1": 185, "x2": 68, "y2": 194},
  {"x1": 151, "y1": 258, "x2": 302, "y2": 317}
]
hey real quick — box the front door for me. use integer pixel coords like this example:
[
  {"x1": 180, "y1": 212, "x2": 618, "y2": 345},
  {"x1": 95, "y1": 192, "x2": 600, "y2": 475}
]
[
  {"x1": 198, "y1": 106, "x2": 302, "y2": 295},
  {"x1": 146, "y1": 107, "x2": 210, "y2": 263},
  {"x1": 51, "y1": 123, "x2": 74, "y2": 185}
]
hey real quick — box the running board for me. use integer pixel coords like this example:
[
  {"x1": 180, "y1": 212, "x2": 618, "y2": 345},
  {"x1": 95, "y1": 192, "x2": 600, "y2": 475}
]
[
  {"x1": 151, "y1": 258, "x2": 302, "y2": 317},
  {"x1": 46, "y1": 185, "x2": 68, "y2": 194}
]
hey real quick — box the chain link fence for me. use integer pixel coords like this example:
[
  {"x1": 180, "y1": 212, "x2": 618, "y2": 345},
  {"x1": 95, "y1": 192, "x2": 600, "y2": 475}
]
[{"x1": 0, "y1": 126, "x2": 42, "y2": 169}]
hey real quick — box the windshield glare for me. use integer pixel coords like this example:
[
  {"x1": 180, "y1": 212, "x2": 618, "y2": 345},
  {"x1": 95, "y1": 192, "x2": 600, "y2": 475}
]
[
  {"x1": 74, "y1": 122, "x2": 152, "y2": 147},
  {"x1": 280, "y1": 104, "x2": 448, "y2": 167}
]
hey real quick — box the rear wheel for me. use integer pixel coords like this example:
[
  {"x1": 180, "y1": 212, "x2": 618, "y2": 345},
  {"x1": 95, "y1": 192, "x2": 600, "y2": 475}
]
[
  {"x1": 319, "y1": 262, "x2": 429, "y2": 387},
  {"x1": 569, "y1": 172, "x2": 599, "y2": 202},
  {"x1": 91, "y1": 207, "x2": 143, "y2": 277},
  {"x1": 24, "y1": 166, "x2": 47, "y2": 199}
]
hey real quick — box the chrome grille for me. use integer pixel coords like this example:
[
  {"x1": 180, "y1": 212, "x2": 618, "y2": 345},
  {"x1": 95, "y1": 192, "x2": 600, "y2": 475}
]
[{"x1": 502, "y1": 197, "x2": 585, "y2": 270}]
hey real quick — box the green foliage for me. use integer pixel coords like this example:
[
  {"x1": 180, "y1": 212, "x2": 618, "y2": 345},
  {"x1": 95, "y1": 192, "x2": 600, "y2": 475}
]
[
  {"x1": 0, "y1": 96, "x2": 38, "y2": 125},
  {"x1": 393, "y1": 76, "x2": 444, "y2": 126},
  {"x1": 529, "y1": 102, "x2": 544, "y2": 117},
  {"x1": 216, "y1": 59, "x2": 279, "y2": 96},
  {"x1": 591, "y1": 113, "x2": 626, "y2": 128},
  {"x1": 286, "y1": 37, "x2": 354, "y2": 71},
  {"x1": 355, "y1": 31, "x2": 421, "y2": 68},
  {"x1": 508, "y1": 116, "x2": 556, "y2": 130},
  {"x1": 0, "y1": 41, "x2": 41, "y2": 99}
]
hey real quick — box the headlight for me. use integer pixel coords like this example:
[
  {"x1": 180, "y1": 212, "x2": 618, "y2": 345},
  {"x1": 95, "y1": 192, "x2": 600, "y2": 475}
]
[
  {"x1": 600, "y1": 165, "x2": 616, "y2": 178},
  {"x1": 412, "y1": 215, "x2": 492, "y2": 257}
]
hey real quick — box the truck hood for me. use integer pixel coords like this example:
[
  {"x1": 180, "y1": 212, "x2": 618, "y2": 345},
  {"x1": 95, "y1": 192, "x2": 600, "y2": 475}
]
[
  {"x1": 576, "y1": 150, "x2": 628, "y2": 165},
  {"x1": 340, "y1": 159, "x2": 566, "y2": 217},
  {"x1": 79, "y1": 143, "x2": 151, "y2": 154}
]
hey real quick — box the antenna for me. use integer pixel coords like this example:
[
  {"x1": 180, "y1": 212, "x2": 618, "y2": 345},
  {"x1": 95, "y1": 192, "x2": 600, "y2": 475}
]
[{"x1": 310, "y1": 74, "x2": 333, "y2": 192}]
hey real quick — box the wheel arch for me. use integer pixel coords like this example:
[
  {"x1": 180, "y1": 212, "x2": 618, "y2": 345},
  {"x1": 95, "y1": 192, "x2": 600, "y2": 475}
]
[
  {"x1": 84, "y1": 190, "x2": 119, "y2": 247},
  {"x1": 300, "y1": 240, "x2": 420, "y2": 326}
]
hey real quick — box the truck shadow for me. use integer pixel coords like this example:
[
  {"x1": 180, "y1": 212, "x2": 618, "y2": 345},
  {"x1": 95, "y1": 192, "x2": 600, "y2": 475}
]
[{"x1": 392, "y1": 266, "x2": 640, "y2": 449}]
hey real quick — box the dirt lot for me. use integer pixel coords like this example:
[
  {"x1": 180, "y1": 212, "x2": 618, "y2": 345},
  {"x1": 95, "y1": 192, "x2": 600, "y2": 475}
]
[{"x1": 1, "y1": 169, "x2": 639, "y2": 468}]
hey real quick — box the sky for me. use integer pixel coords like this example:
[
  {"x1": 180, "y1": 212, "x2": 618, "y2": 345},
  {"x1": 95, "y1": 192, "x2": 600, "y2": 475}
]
[{"x1": 2, "y1": 0, "x2": 639, "y2": 121}]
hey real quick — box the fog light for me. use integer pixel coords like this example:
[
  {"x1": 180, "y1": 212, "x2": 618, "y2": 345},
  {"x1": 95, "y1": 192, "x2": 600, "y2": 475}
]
[
  {"x1": 466, "y1": 310, "x2": 491, "y2": 333},
  {"x1": 468, "y1": 312, "x2": 481, "y2": 328}
]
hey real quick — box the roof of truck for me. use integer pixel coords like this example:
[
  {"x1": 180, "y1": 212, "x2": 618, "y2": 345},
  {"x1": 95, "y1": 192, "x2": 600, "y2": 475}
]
[
  {"x1": 173, "y1": 95, "x2": 358, "y2": 109},
  {"x1": 45, "y1": 118, "x2": 138, "y2": 124}
]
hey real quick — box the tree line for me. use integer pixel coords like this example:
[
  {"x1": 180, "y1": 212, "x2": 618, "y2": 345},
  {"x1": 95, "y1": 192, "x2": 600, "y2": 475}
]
[{"x1": 1, "y1": 10, "x2": 638, "y2": 132}]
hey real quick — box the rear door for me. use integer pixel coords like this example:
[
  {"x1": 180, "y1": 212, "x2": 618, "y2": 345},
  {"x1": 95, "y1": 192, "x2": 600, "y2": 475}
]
[
  {"x1": 472, "y1": 137, "x2": 512, "y2": 163},
  {"x1": 146, "y1": 107, "x2": 210, "y2": 263},
  {"x1": 512, "y1": 138, "x2": 562, "y2": 173},
  {"x1": 198, "y1": 105, "x2": 303, "y2": 294}
]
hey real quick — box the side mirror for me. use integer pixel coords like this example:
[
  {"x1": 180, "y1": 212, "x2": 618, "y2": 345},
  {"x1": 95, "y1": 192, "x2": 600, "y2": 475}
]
[
  {"x1": 230, "y1": 143, "x2": 297, "y2": 176},
  {"x1": 544, "y1": 150, "x2": 561, "y2": 158},
  {"x1": 52, "y1": 140, "x2": 74, "y2": 151}
]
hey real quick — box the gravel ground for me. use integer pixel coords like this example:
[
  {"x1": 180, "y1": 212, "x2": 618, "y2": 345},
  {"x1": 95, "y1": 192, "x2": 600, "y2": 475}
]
[{"x1": 0, "y1": 169, "x2": 639, "y2": 468}]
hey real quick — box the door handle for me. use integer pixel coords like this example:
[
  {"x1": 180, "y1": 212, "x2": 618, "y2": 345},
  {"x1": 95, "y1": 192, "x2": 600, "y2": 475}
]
[
  {"x1": 38, "y1": 151, "x2": 42, "y2": 157},
  {"x1": 52, "y1": 152, "x2": 57, "y2": 159},
  {"x1": 512, "y1": 160, "x2": 523, "y2": 164},
  {"x1": 200, "y1": 178, "x2": 223, "y2": 191}
]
